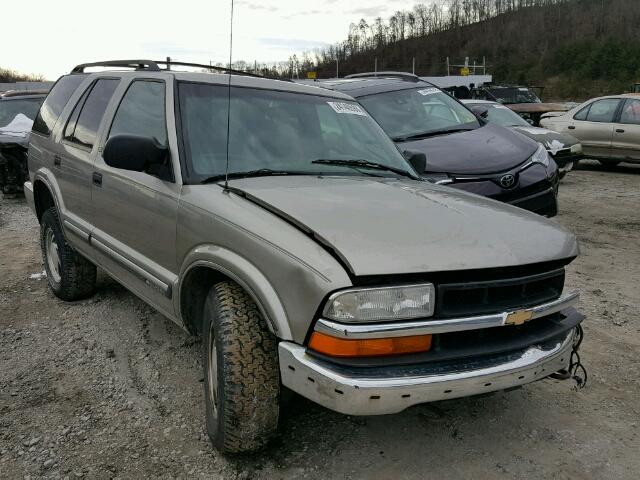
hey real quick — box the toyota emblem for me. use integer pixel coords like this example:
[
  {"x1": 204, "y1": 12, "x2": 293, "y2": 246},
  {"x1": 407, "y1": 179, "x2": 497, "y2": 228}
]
[{"x1": 499, "y1": 174, "x2": 516, "y2": 188}]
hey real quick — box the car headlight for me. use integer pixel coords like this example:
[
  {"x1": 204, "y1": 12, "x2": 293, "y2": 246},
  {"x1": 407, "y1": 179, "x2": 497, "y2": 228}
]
[
  {"x1": 323, "y1": 284, "x2": 436, "y2": 322},
  {"x1": 531, "y1": 143, "x2": 550, "y2": 167}
]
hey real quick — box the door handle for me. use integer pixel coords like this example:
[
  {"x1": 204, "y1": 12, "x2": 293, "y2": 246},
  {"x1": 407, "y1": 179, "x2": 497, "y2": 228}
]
[
  {"x1": 568, "y1": 126, "x2": 576, "y2": 130},
  {"x1": 616, "y1": 128, "x2": 625, "y2": 133},
  {"x1": 53, "y1": 155, "x2": 62, "y2": 167},
  {"x1": 92, "y1": 172, "x2": 103, "y2": 187}
]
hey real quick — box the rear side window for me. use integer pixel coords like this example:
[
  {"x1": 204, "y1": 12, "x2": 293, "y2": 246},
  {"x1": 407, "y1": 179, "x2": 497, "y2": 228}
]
[
  {"x1": 585, "y1": 99, "x2": 620, "y2": 123},
  {"x1": 619, "y1": 99, "x2": 640, "y2": 125},
  {"x1": 32, "y1": 75, "x2": 86, "y2": 136},
  {"x1": 108, "y1": 80, "x2": 167, "y2": 145},
  {"x1": 573, "y1": 104, "x2": 590, "y2": 121},
  {"x1": 64, "y1": 79, "x2": 119, "y2": 149}
]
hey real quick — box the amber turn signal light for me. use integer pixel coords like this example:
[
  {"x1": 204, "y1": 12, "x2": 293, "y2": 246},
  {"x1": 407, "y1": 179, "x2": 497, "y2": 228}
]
[{"x1": 308, "y1": 332, "x2": 432, "y2": 357}]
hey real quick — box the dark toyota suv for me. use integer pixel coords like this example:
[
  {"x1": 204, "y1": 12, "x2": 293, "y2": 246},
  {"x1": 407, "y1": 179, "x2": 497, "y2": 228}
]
[{"x1": 308, "y1": 73, "x2": 559, "y2": 217}]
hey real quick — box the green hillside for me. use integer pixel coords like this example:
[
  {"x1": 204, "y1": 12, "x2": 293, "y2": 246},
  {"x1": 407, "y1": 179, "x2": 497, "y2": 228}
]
[{"x1": 307, "y1": 0, "x2": 640, "y2": 101}]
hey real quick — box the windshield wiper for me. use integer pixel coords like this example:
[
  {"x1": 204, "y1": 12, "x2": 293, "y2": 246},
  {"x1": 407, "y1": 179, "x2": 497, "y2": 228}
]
[
  {"x1": 200, "y1": 168, "x2": 302, "y2": 184},
  {"x1": 393, "y1": 127, "x2": 473, "y2": 142},
  {"x1": 311, "y1": 158, "x2": 416, "y2": 180}
]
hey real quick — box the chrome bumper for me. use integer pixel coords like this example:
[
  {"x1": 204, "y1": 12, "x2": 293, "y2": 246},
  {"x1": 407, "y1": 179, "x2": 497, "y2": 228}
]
[
  {"x1": 279, "y1": 329, "x2": 575, "y2": 416},
  {"x1": 315, "y1": 291, "x2": 579, "y2": 339}
]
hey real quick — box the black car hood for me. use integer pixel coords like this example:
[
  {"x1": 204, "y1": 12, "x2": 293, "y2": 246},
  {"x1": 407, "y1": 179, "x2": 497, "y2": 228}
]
[{"x1": 397, "y1": 123, "x2": 537, "y2": 175}]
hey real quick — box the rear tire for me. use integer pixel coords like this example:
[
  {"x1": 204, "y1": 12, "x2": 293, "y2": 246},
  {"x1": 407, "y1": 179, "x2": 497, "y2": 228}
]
[
  {"x1": 202, "y1": 281, "x2": 280, "y2": 453},
  {"x1": 40, "y1": 207, "x2": 97, "y2": 301},
  {"x1": 598, "y1": 160, "x2": 621, "y2": 169}
]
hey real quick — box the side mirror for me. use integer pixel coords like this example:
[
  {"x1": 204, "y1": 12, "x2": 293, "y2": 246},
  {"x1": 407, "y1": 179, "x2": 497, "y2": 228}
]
[
  {"x1": 103, "y1": 134, "x2": 168, "y2": 173},
  {"x1": 404, "y1": 150, "x2": 427, "y2": 174},
  {"x1": 474, "y1": 106, "x2": 489, "y2": 119}
]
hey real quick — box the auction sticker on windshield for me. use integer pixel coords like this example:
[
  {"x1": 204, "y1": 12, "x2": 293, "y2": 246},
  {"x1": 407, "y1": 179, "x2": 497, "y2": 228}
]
[
  {"x1": 418, "y1": 88, "x2": 440, "y2": 96},
  {"x1": 328, "y1": 102, "x2": 368, "y2": 116}
]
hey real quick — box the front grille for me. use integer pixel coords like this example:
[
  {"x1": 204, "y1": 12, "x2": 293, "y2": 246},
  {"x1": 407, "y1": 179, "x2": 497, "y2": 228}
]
[
  {"x1": 493, "y1": 178, "x2": 551, "y2": 202},
  {"x1": 435, "y1": 268, "x2": 565, "y2": 318}
]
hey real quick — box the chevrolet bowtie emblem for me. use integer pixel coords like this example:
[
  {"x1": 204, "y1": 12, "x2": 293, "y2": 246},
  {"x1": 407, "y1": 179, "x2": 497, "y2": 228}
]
[{"x1": 505, "y1": 309, "x2": 534, "y2": 326}]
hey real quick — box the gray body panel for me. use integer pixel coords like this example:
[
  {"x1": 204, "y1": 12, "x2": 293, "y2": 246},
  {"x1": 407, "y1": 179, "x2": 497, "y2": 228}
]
[{"x1": 227, "y1": 176, "x2": 578, "y2": 277}]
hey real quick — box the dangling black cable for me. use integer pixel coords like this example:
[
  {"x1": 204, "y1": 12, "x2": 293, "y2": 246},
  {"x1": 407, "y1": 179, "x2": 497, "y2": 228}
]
[{"x1": 224, "y1": 0, "x2": 234, "y2": 191}]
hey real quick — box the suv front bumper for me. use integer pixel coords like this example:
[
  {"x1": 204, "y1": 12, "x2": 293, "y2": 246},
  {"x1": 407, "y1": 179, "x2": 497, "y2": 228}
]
[{"x1": 279, "y1": 329, "x2": 574, "y2": 415}]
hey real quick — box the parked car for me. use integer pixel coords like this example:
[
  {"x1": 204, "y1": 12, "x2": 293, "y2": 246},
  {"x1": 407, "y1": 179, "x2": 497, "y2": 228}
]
[
  {"x1": 541, "y1": 94, "x2": 640, "y2": 167},
  {"x1": 0, "y1": 90, "x2": 48, "y2": 195},
  {"x1": 463, "y1": 99, "x2": 582, "y2": 179},
  {"x1": 27, "y1": 60, "x2": 584, "y2": 454},
  {"x1": 310, "y1": 73, "x2": 560, "y2": 217},
  {"x1": 471, "y1": 83, "x2": 570, "y2": 126}
]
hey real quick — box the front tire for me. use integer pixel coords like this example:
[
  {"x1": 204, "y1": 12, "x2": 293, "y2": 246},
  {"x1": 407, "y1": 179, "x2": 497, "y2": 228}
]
[
  {"x1": 40, "y1": 207, "x2": 96, "y2": 301},
  {"x1": 202, "y1": 281, "x2": 280, "y2": 453}
]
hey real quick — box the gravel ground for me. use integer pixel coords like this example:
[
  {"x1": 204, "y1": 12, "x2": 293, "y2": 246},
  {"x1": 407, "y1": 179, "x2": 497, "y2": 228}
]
[{"x1": 1, "y1": 160, "x2": 639, "y2": 479}]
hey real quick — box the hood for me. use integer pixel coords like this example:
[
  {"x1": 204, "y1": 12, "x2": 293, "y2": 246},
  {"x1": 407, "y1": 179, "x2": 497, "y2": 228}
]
[
  {"x1": 512, "y1": 126, "x2": 579, "y2": 154},
  {"x1": 0, "y1": 113, "x2": 33, "y2": 148},
  {"x1": 397, "y1": 123, "x2": 537, "y2": 175},
  {"x1": 228, "y1": 176, "x2": 578, "y2": 277}
]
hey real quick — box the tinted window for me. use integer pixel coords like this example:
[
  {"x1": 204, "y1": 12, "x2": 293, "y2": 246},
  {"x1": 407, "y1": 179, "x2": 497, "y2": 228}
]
[
  {"x1": 0, "y1": 98, "x2": 44, "y2": 128},
  {"x1": 359, "y1": 87, "x2": 479, "y2": 140},
  {"x1": 109, "y1": 81, "x2": 167, "y2": 145},
  {"x1": 32, "y1": 75, "x2": 86, "y2": 136},
  {"x1": 472, "y1": 104, "x2": 529, "y2": 127},
  {"x1": 573, "y1": 104, "x2": 590, "y2": 121},
  {"x1": 65, "y1": 79, "x2": 119, "y2": 149},
  {"x1": 178, "y1": 83, "x2": 412, "y2": 181},
  {"x1": 585, "y1": 99, "x2": 620, "y2": 123},
  {"x1": 619, "y1": 99, "x2": 640, "y2": 125},
  {"x1": 64, "y1": 87, "x2": 90, "y2": 139}
]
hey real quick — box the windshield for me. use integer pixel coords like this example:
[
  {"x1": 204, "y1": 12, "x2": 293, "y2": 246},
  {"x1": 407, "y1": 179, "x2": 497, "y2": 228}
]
[
  {"x1": 177, "y1": 83, "x2": 414, "y2": 181},
  {"x1": 358, "y1": 87, "x2": 479, "y2": 140},
  {"x1": 486, "y1": 87, "x2": 541, "y2": 104},
  {"x1": 0, "y1": 98, "x2": 43, "y2": 128},
  {"x1": 472, "y1": 104, "x2": 530, "y2": 127}
]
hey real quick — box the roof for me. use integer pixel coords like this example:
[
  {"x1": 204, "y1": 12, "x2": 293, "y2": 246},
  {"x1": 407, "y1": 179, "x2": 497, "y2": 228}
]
[
  {"x1": 461, "y1": 99, "x2": 497, "y2": 105},
  {"x1": 0, "y1": 89, "x2": 49, "y2": 99},
  {"x1": 68, "y1": 59, "x2": 353, "y2": 99},
  {"x1": 299, "y1": 76, "x2": 435, "y2": 98}
]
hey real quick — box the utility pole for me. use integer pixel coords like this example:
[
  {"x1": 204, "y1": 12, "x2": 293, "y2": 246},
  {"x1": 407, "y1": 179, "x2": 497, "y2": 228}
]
[
  {"x1": 446, "y1": 56, "x2": 449, "y2": 76},
  {"x1": 374, "y1": 57, "x2": 377, "y2": 74},
  {"x1": 167, "y1": 56, "x2": 171, "y2": 71},
  {"x1": 412, "y1": 57, "x2": 415, "y2": 75},
  {"x1": 336, "y1": 58, "x2": 339, "y2": 78}
]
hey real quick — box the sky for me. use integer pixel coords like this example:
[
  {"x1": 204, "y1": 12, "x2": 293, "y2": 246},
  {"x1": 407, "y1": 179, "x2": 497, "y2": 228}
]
[{"x1": 7, "y1": 0, "x2": 423, "y2": 80}]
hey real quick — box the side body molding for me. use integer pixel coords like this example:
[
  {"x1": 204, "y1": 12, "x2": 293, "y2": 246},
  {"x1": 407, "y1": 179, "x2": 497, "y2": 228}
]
[{"x1": 177, "y1": 245, "x2": 293, "y2": 341}]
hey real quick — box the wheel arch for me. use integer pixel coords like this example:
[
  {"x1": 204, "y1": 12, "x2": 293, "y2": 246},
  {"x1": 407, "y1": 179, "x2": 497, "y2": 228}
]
[
  {"x1": 177, "y1": 247, "x2": 293, "y2": 341},
  {"x1": 33, "y1": 179, "x2": 57, "y2": 223}
]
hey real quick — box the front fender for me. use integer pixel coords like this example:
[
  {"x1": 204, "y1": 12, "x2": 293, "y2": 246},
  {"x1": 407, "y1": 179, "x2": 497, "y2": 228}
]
[{"x1": 177, "y1": 245, "x2": 293, "y2": 341}]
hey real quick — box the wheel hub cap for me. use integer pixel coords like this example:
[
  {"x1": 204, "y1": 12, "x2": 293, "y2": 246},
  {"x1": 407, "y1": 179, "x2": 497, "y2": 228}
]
[
  {"x1": 45, "y1": 228, "x2": 61, "y2": 284},
  {"x1": 207, "y1": 324, "x2": 218, "y2": 418}
]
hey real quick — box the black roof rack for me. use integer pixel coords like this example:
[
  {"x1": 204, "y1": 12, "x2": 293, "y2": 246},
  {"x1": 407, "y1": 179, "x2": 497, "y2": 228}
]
[
  {"x1": 71, "y1": 60, "x2": 161, "y2": 73},
  {"x1": 71, "y1": 59, "x2": 292, "y2": 82},
  {"x1": 344, "y1": 72, "x2": 421, "y2": 82}
]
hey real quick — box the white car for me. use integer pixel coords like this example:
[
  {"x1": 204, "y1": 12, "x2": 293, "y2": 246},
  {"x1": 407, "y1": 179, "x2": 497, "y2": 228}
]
[{"x1": 540, "y1": 94, "x2": 640, "y2": 167}]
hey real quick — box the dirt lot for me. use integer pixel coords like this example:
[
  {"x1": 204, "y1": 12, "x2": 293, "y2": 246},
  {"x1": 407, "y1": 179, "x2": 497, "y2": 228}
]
[{"x1": 1, "y1": 160, "x2": 639, "y2": 479}]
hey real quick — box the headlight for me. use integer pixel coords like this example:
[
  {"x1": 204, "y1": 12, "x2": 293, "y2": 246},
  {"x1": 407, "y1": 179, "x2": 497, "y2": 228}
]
[
  {"x1": 570, "y1": 143, "x2": 582, "y2": 153},
  {"x1": 323, "y1": 284, "x2": 435, "y2": 322},
  {"x1": 531, "y1": 143, "x2": 550, "y2": 167}
]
